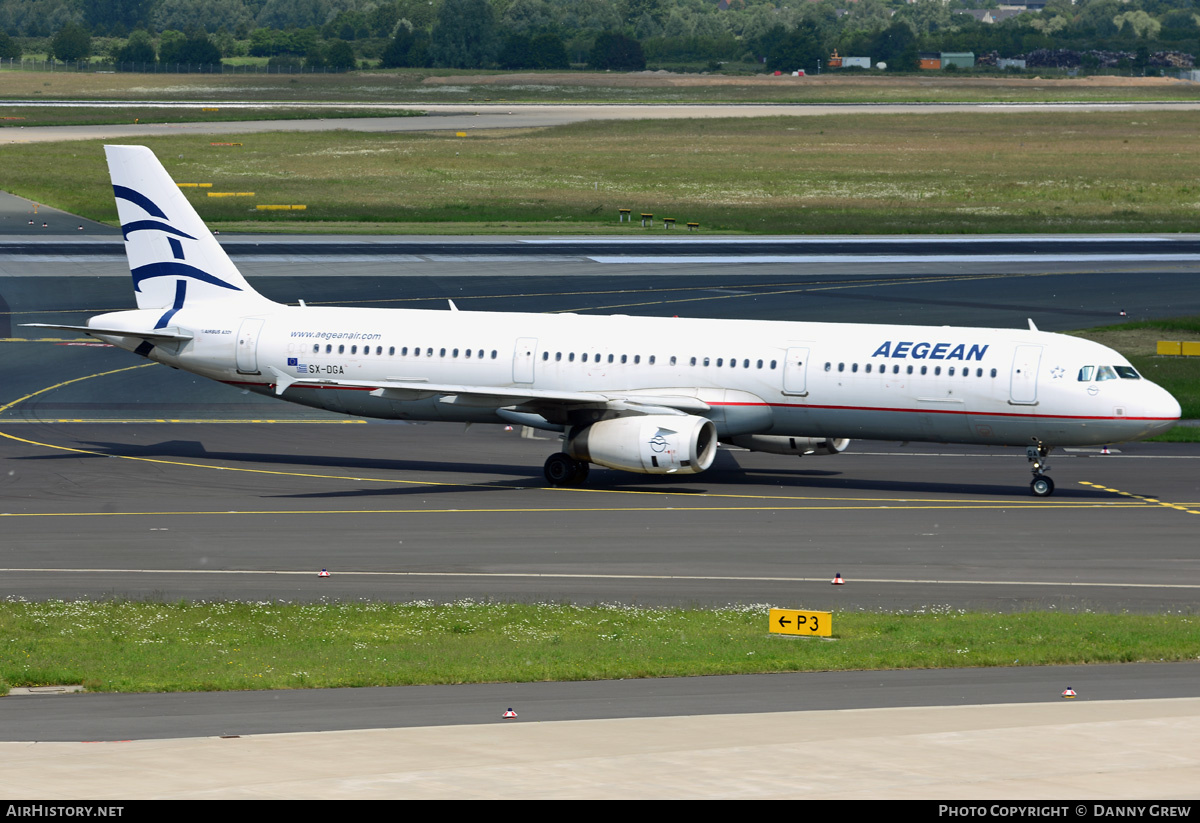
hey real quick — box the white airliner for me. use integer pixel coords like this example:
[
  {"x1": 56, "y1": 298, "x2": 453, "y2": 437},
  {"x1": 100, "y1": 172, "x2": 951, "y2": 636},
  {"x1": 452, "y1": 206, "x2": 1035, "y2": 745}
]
[{"x1": 27, "y1": 146, "x2": 1181, "y2": 496}]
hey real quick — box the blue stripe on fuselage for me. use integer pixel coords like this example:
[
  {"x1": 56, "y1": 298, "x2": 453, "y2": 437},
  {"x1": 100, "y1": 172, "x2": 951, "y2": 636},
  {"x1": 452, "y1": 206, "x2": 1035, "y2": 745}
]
[{"x1": 155, "y1": 280, "x2": 187, "y2": 329}]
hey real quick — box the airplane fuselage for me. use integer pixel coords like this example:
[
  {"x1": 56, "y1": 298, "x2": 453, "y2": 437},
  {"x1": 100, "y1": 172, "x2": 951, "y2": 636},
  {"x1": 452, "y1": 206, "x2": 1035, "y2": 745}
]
[{"x1": 92, "y1": 304, "x2": 1179, "y2": 448}]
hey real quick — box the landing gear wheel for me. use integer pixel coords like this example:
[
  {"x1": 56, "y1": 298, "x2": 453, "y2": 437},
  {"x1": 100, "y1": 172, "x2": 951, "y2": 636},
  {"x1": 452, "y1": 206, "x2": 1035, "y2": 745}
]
[
  {"x1": 544, "y1": 453, "x2": 586, "y2": 487},
  {"x1": 1030, "y1": 474, "x2": 1055, "y2": 497},
  {"x1": 1026, "y1": 442, "x2": 1055, "y2": 497}
]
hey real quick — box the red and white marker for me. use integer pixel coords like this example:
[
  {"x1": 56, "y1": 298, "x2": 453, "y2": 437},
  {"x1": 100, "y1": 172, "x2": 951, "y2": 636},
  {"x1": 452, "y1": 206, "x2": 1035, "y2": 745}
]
[
  {"x1": 1101, "y1": 446, "x2": 1111, "y2": 455},
  {"x1": 832, "y1": 573, "x2": 845, "y2": 585},
  {"x1": 503, "y1": 708, "x2": 518, "y2": 718},
  {"x1": 1062, "y1": 687, "x2": 1076, "y2": 699},
  {"x1": 318, "y1": 569, "x2": 330, "y2": 578}
]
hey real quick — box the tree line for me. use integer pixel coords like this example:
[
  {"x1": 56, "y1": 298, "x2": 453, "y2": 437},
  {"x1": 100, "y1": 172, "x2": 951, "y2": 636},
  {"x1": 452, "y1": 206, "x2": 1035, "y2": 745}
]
[{"x1": 1, "y1": 0, "x2": 1197, "y2": 74}]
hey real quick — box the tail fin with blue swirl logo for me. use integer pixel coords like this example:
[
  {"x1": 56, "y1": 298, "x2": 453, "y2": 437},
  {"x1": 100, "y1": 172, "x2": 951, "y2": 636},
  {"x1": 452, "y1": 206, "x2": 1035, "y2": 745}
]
[{"x1": 104, "y1": 145, "x2": 275, "y2": 313}]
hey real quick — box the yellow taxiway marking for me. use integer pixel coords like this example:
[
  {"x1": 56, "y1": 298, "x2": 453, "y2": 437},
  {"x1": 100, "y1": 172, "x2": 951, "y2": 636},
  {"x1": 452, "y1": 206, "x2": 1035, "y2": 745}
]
[
  {"x1": 0, "y1": 366, "x2": 1172, "y2": 511},
  {"x1": 15, "y1": 418, "x2": 366, "y2": 424},
  {"x1": 0, "y1": 503, "x2": 1148, "y2": 518},
  {"x1": 1078, "y1": 481, "x2": 1200, "y2": 515},
  {"x1": 4, "y1": 567, "x2": 1200, "y2": 591}
]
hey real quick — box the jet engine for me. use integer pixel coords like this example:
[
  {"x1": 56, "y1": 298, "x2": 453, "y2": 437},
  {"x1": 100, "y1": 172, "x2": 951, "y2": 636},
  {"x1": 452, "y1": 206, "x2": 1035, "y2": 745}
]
[
  {"x1": 567, "y1": 414, "x2": 718, "y2": 475},
  {"x1": 727, "y1": 435, "x2": 850, "y2": 456}
]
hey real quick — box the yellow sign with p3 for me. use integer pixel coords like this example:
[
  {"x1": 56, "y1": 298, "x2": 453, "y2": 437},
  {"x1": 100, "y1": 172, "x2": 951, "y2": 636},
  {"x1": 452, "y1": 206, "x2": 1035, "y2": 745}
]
[{"x1": 769, "y1": 608, "x2": 832, "y2": 637}]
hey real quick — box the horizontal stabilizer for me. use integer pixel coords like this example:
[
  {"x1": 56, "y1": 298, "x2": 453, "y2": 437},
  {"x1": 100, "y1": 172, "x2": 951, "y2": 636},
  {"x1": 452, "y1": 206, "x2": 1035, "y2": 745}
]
[{"x1": 22, "y1": 322, "x2": 193, "y2": 342}]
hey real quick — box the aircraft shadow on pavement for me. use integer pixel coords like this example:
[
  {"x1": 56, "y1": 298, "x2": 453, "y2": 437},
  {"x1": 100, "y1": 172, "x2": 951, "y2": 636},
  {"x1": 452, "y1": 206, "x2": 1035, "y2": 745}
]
[
  {"x1": 27, "y1": 438, "x2": 544, "y2": 484},
  {"x1": 21, "y1": 438, "x2": 1125, "y2": 500}
]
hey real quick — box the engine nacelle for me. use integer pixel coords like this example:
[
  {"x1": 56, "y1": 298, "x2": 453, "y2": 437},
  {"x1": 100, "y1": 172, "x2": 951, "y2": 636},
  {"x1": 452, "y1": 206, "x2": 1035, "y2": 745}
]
[
  {"x1": 567, "y1": 414, "x2": 718, "y2": 475},
  {"x1": 727, "y1": 435, "x2": 850, "y2": 456}
]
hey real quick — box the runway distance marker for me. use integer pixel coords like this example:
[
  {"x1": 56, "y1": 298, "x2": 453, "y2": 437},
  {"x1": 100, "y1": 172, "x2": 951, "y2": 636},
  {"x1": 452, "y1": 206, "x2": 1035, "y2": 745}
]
[{"x1": 770, "y1": 608, "x2": 832, "y2": 637}]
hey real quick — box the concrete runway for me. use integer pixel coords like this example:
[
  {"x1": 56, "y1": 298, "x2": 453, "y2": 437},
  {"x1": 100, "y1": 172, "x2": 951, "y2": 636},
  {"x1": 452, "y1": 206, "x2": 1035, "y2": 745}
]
[{"x1": 6, "y1": 101, "x2": 1200, "y2": 144}]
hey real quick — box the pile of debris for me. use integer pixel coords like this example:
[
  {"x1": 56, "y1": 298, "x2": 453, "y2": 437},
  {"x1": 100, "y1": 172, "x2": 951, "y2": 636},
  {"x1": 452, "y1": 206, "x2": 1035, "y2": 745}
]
[
  {"x1": 1149, "y1": 51, "x2": 1194, "y2": 68},
  {"x1": 1018, "y1": 48, "x2": 1194, "y2": 69}
]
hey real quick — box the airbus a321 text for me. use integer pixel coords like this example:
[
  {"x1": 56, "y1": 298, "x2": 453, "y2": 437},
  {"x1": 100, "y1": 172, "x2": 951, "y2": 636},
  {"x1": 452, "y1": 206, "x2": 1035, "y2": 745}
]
[{"x1": 27, "y1": 146, "x2": 1181, "y2": 496}]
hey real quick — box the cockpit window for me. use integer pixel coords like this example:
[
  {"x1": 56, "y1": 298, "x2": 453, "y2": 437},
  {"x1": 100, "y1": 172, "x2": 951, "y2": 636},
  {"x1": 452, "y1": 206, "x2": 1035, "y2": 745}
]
[
  {"x1": 1077, "y1": 366, "x2": 1094, "y2": 382},
  {"x1": 1115, "y1": 366, "x2": 1141, "y2": 380},
  {"x1": 1095, "y1": 365, "x2": 1118, "y2": 382}
]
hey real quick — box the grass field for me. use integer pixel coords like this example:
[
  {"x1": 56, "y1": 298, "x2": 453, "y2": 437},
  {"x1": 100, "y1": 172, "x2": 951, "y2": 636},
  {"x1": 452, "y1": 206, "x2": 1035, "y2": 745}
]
[
  {"x1": 2, "y1": 600, "x2": 1196, "y2": 694},
  {"x1": 5, "y1": 110, "x2": 1200, "y2": 235},
  {"x1": 2, "y1": 68, "x2": 1199, "y2": 104}
]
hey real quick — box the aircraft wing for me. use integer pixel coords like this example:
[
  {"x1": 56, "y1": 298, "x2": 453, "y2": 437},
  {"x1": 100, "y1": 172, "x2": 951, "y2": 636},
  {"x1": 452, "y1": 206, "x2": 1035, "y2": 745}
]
[
  {"x1": 21, "y1": 323, "x2": 194, "y2": 342},
  {"x1": 270, "y1": 375, "x2": 711, "y2": 414}
]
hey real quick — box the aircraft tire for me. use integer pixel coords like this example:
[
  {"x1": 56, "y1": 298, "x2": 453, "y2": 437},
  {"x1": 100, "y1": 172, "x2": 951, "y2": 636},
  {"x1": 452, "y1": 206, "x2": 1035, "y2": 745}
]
[
  {"x1": 544, "y1": 453, "x2": 580, "y2": 486},
  {"x1": 1030, "y1": 475, "x2": 1055, "y2": 497}
]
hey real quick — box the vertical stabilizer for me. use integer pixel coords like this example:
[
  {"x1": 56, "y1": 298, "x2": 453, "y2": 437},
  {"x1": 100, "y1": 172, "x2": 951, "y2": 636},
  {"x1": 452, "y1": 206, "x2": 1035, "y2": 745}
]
[{"x1": 104, "y1": 145, "x2": 274, "y2": 312}]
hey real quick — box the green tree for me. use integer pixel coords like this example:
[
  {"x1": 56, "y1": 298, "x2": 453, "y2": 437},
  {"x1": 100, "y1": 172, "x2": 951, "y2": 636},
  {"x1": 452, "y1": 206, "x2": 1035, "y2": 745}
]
[
  {"x1": 50, "y1": 22, "x2": 92, "y2": 62},
  {"x1": 588, "y1": 31, "x2": 644, "y2": 69},
  {"x1": 325, "y1": 39, "x2": 356, "y2": 69},
  {"x1": 0, "y1": 29, "x2": 21, "y2": 60},
  {"x1": 530, "y1": 32, "x2": 569, "y2": 68},
  {"x1": 81, "y1": 0, "x2": 154, "y2": 35},
  {"x1": 871, "y1": 21, "x2": 918, "y2": 71},
  {"x1": 115, "y1": 28, "x2": 155, "y2": 65},
  {"x1": 766, "y1": 23, "x2": 822, "y2": 74},
  {"x1": 429, "y1": 0, "x2": 499, "y2": 68}
]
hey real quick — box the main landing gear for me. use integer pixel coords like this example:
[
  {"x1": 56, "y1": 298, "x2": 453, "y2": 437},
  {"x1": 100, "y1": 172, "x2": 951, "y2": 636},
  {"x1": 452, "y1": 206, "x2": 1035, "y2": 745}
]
[
  {"x1": 1027, "y1": 442, "x2": 1054, "y2": 497},
  {"x1": 544, "y1": 453, "x2": 589, "y2": 487}
]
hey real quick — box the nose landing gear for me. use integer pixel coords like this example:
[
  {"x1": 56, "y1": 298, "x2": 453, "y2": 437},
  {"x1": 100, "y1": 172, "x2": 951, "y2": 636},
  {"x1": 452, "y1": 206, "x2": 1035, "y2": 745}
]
[{"x1": 1027, "y1": 443, "x2": 1054, "y2": 497}]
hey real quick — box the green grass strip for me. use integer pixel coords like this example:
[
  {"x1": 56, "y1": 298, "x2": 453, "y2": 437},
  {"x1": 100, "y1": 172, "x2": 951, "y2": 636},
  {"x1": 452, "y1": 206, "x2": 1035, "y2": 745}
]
[{"x1": 2, "y1": 600, "x2": 1198, "y2": 694}]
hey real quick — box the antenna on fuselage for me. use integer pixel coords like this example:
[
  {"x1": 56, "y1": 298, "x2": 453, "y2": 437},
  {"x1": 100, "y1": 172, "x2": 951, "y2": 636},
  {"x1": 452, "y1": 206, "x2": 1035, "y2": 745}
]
[{"x1": 1027, "y1": 318, "x2": 1039, "y2": 332}]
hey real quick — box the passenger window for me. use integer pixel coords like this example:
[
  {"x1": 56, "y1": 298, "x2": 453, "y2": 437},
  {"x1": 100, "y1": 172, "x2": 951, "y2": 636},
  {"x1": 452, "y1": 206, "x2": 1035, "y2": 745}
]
[
  {"x1": 990, "y1": 368, "x2": 997, "y2": 378},
  {"x1": 669, "y1": 356, "x2": 676, "y2": 366},
  {"x1": 757, "y1": 360, "x2": 763, "y2": 369},
  {"x1": 825, "y1": 362, "x2": 831, "y2": 372},
  {"x1": 569, "y1": 353, "x2": 575, "y2": 362},
  {"x1": 634, "y1": 355, "x2": 641, "y2": 364},
  {"x1": 690, "y1": 357, "x2": 696, "y2": 366},
  {"x1": 907, "y1": 365, "x2": 913, "y2": 375},
  {"x1": 1077, "y1": 366, "x2": 1094, "y2": 381},
  {"x1": 542, "y1": 352, "x2": 548, "y2": 361},
  {"x1": 934, "y1": 366, "x2": 941, "y2": 376},
  {"x1": 608, "y1": 354, "x2": 614, "y2": 363},
  {"x1": 851, "y1": 363, "x2": 858, "y2": 373},
  {"x1": 838, "y1": 363, "x2": 844, "y2": 372},
  {"x1": 703, "y1": 357, "x2": 709, "y2": 367},
  {"x1": 312, "y1": 344, "x2": 319, "y2": 354},
  {"x1": 338, "y1": 345, "x2": 345, "y2": 354},
  {"x1": 948, "y1": 367, "x2": 955, "y2": 376},
  {"x1": 865, "y1": 363, "x2": 872, "y2": 374},
  {"x1": 730, "y1": 358, "x2": 736, "y2": 368},
  {"x1": 452, "y1": 348, "x2": 459, "y2": 358},
  {"x1": 893, "y1": 365, "x2": 899, "y2": 374},
  {"x1": 556, "y1": 352, "x2": 562, "y2": 361},
  {"x1": 920, "y1": 366, "x2": 927, "y2": 375},
  {"x1": 650, "y1": 355, "x2": 656, "y2": 365},
  {"x1": 770, "y1": 361, "x2": 776, "y2": 369},
  {"x1": 326, "y1": 344, "x2": 332, "y2": 354},
  {"x1": 717, "y1": 358, "x2": 723, "y2": 367},
  {"x1": 1096, "y1": 365, "x2": 1118, "y2": 381}
]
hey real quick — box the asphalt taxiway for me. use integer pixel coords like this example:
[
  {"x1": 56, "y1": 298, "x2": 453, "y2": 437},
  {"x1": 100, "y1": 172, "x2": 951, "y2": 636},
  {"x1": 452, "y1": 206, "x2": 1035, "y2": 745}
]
[{"x1": 4, "y1": 209, "x2": 1200, "y2": 794}]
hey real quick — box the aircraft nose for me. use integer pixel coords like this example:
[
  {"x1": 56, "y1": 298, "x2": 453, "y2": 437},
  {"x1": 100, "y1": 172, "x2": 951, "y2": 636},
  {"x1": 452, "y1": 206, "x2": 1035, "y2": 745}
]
[{"x1": 1145, "y1": 383, "x2": 1181, "y2": 434}]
